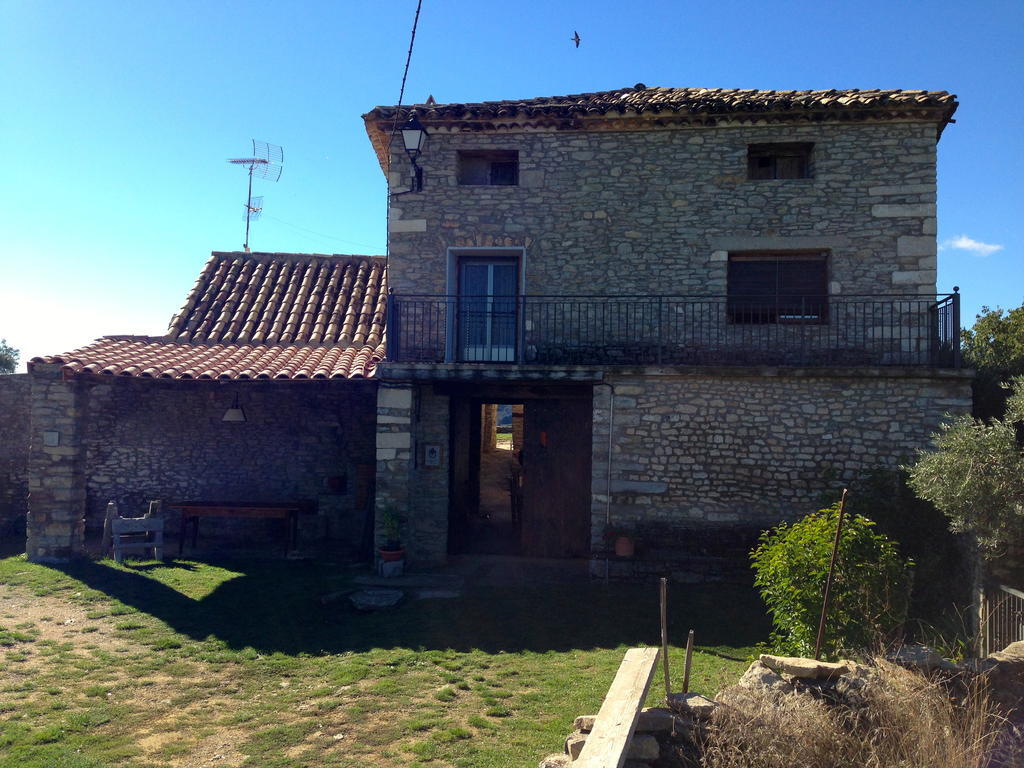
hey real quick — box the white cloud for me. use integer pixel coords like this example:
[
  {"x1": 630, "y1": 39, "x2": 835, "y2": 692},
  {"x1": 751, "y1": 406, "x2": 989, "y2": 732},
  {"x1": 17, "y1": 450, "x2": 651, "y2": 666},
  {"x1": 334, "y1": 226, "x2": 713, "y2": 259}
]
[{"x1": 941, "y1": 234, "x2": 1004, "y2": 257}]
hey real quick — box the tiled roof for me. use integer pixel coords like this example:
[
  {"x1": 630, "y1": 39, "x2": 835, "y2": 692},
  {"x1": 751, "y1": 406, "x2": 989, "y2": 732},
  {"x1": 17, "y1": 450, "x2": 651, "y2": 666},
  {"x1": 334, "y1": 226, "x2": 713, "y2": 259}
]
[
  {"x1": 33, "y1": 337, "x2": 383, "y2": 380},
  {"x1": 367, "y1": 85, "x2": 957, "y2": 121},
  {"x1": 364, "y1": 85, "x2": 958, "y2": 171},
  {"x1": 31, "y1": 252, "x2": 387, "y2": 380}
]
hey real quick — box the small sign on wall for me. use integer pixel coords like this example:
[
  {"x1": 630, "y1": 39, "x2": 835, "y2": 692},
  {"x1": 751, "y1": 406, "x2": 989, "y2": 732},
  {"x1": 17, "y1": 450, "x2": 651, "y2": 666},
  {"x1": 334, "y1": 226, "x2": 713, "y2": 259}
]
[
  {"x1": 423, "y1": 443, "x2": 443, "y2": 468},
  {"x1": 42, "y1": 430, "x2": 60, "y2": 447}
]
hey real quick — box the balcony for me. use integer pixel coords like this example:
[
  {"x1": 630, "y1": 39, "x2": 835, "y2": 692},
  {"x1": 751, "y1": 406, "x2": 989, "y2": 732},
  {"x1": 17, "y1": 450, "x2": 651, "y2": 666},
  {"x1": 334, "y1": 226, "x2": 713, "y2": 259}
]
[{"x1": 387, "y1": 292, "x2": 961, "y2": 369}]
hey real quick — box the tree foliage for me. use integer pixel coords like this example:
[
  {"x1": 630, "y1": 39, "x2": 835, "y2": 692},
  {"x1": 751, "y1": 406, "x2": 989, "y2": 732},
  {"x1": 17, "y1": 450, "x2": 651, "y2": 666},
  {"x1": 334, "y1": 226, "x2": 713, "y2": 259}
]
[
  {"x1": 907, "y1": 378, "x2": 1024, "y2": 557},
  {"x1": 0, "y1": 339, "x2": 17, "y2": 374},
  {"x1": 751, "y1": 503, "x2": 912, "y2": 659},
  {"x1": 962, "y1": 303, "x2": 1024, "y2": 418}
]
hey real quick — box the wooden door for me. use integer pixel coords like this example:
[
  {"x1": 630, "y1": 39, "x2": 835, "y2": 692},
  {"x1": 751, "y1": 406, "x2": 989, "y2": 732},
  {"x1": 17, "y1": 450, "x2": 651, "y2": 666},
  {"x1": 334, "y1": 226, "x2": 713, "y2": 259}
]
[
  {"x1": 520, "y1": 397, "x2": 592, "y2": 558},
  {"x1": 447, "y1": 397, "x2": 481, "y2": 553}
]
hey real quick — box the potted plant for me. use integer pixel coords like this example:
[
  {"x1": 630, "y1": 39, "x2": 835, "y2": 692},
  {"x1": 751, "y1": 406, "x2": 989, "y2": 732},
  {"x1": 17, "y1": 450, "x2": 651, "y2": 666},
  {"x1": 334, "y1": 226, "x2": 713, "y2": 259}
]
[
  {"x1": 604, "y1": 524, "x2": 636, "y2": 558},
  {"x1": 378, "y1": 508, "x2": 405, "y2": 563}
]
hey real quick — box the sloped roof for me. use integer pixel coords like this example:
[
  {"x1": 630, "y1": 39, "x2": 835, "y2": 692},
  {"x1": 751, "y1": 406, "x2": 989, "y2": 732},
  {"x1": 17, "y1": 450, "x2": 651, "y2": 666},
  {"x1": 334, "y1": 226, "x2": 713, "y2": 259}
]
[
  {"x1": 364, "y1": 85, "x2": 958, "y2": 172},
  {"x1": 31, "y1": 252, "x2": 387, "y2": 380}
]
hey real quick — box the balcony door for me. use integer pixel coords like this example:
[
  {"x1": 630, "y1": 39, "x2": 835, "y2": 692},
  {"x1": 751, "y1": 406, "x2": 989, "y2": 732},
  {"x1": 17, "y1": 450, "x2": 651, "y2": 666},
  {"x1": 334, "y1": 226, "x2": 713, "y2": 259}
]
[{"x1": 458, "y1": 259, "x2": 517, "y2": 362}]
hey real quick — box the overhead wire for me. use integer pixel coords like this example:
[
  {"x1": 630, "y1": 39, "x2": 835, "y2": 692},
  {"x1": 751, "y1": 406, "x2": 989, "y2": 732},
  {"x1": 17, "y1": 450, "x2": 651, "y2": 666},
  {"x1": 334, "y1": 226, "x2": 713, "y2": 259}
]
[
  {"x1": 385, "y1": 0, "x2": 424, "y2": 276},
  {"x1": 264, "y1": 215, "x2": 382, "y2": 253}
]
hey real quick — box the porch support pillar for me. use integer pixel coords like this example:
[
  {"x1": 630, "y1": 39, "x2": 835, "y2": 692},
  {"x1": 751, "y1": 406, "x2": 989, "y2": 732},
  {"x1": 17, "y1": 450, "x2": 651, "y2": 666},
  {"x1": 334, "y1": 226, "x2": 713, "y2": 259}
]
[
  {"x1": 374, "y1": 383, "x2": 414, "y2": 555},
  {"x1": 26, "y1": 364, "x2": 87, "y2": 562}
]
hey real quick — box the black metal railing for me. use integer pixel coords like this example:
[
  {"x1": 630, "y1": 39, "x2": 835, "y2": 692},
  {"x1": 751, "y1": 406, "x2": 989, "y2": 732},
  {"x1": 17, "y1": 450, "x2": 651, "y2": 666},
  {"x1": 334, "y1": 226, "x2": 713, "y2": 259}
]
[
  {"x1": 387, "y1": 291, "x2": 961, "y2": 368},
  {"x1": 980, "y1": 583, "x2": 1024, "y2": 656}
]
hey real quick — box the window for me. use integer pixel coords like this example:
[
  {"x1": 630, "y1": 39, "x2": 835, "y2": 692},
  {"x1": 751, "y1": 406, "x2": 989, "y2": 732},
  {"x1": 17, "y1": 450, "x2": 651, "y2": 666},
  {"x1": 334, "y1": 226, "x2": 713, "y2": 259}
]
[
  {"x1": 457, "y1": 150, "x2": 519, "y2": 186},
  {"x1": 727, "y1": 253, "x2": 828, "y2": 323},
  {"x1": 747, "y1": 143, "x2": 813, "y2": 180}
]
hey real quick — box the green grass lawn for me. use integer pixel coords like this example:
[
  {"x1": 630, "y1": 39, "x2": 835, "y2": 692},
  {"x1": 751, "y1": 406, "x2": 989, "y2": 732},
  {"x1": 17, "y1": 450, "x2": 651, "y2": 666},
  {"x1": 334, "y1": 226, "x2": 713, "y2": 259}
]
[{"x1": 0, "y1": 555, "x2": 767, "y2": 768}]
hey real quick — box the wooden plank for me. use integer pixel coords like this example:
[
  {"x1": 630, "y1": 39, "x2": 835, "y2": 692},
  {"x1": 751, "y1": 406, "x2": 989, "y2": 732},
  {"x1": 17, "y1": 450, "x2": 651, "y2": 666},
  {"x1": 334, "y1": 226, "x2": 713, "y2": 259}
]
[
  {"x1": 111, "y1": 518, "x2": 165, "y2": 534},
  {"x1": 576, "y1": 647, "x2": 660, "y2": 768}
]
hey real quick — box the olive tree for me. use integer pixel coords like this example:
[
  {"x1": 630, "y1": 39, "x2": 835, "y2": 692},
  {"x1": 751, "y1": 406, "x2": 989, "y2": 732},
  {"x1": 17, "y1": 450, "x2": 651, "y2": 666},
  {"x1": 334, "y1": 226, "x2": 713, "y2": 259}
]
[{"x1": 907, "y1": 378, "x2": 1024, "y2": 556}]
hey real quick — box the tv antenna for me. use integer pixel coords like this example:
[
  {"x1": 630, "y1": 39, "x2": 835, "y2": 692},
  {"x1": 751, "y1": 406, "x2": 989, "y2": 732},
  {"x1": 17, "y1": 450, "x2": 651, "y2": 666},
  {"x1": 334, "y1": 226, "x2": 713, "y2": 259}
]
[{"x1": 227, "y1": 139, "x2": 283, "y2": 252}]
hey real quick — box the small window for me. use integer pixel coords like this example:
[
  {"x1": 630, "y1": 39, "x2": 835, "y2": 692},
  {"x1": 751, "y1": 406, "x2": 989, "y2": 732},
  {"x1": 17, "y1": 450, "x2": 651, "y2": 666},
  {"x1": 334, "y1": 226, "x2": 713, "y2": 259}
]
[
  {"x1": 457, "y1": 150, "x2": 519, "y2": 186},
  {"x1": 727, "y1": 253, "x2": 828, "y2": 323},
  {"x1": 747, "y1": 143, "x2": 813, "y2": 180}
]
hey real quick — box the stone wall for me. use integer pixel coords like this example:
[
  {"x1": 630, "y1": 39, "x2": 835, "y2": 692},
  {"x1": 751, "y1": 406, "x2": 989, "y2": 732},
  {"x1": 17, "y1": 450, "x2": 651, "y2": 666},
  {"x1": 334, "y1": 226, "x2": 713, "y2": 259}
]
[
  {"x1": 26, "y1": 367, "x2": 377, "y2": 560},
  {"x1": 591, "y1": 368, "x2": 972, "y2": 580},
  {"x1": 387, "y1": 120, "x2": 939, "y2": 298},
  {"x1": 0, "y1": 374, "x2": 31, "y2": 539},
  {"x1": 374, "y1": 384, "x2": 450, "y2": 566}
]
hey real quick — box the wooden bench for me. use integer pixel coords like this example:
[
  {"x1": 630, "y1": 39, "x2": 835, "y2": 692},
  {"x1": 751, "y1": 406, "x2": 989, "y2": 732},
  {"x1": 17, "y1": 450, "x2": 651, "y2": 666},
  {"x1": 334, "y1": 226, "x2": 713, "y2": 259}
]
[
  {"x1": 576, "y1": 647, "x2": 660, "y2": 768},
  {"x1": 169, "y1": 502, "x2": 301, "y2": 556}
]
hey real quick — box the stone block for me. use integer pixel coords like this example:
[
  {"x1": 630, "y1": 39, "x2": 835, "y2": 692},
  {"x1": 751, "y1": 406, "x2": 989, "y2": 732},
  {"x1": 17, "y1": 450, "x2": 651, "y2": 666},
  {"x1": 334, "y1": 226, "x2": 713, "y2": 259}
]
[
  {"x1": 759, "y1": 654, "x2": 854, "y2": 679},
  {"x1": 538, "y1": 755, "x2": 570, "y2": 768},
  {"x1": 897, "y1": 236, "x2": 937, "y2": 258},
  {"x1": 891, "y1": 269, "x2": 935, "y2": 285},
  {"x1": 378, "y1": 387, "x2": 413, "y2": 409},
  {"x1": 376, "y1": 432, "x2": 411, "y2": 450},
  {"x1": 387, "y1": 218, "x2": 427, "y2": 233},
  {"x1": 610, "y1": 479, "x2": 667, "y2": 494},
  {"x1": 867, "y1": 183, "x2": 935, "y2": 196},
  {"x1": 667, "y1": 693, "x2": 717, "y2": 720},
  {"x1": 871, "y1": 203, "x2": 936, "y2": 218}
]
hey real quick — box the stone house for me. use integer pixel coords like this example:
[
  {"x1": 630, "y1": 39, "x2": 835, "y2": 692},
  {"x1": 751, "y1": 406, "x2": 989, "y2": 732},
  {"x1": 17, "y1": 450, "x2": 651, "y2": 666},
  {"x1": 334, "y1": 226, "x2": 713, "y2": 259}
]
[
  {"x1": 22, "y1": 85, "x2": 973, "y2": 578},
  {"x1": 362, "y1": 85, "x2": 972, "y2": 578}
]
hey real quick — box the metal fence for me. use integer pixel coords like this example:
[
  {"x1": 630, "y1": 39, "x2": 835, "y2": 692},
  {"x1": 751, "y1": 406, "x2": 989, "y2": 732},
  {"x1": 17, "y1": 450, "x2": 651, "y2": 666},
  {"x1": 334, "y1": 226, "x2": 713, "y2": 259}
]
[
  {"x1": 388, "y1": 292, "x2": 961, "y2": 368},
  {"x1": 979, "y1": 583, "x2": 1024, "y2": 657}
]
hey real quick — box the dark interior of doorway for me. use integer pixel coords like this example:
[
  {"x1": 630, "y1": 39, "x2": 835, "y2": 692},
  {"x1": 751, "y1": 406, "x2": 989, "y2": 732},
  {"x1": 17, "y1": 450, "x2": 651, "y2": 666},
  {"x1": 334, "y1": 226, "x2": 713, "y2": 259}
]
[{"x1": 461, "y1": 403, "x2": 523, "y2": 555}]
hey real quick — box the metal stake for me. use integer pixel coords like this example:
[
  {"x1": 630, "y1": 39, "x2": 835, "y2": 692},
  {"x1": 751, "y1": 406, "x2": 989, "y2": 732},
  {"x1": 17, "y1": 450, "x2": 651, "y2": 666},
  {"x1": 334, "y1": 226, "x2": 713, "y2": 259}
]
[
  {"x1": 660, "y1": 577, "x2": 671, "y2": 701},
  {"x1": 814, "y1": 488, "x2": 849, "y2": 660}
]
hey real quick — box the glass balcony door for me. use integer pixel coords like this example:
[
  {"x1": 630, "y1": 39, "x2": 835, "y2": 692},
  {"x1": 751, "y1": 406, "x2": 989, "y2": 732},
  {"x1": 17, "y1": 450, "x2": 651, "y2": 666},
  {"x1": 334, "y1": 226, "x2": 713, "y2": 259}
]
[{"x1": 459, "y1": 261, "x2": 517, "y2": 362}]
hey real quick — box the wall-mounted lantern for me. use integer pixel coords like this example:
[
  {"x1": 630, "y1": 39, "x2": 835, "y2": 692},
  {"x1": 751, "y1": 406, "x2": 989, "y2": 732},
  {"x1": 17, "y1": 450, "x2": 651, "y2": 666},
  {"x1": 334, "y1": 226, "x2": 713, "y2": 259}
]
[{"x1": 400, "y1": 115, "x2": 428, "y2": 192}]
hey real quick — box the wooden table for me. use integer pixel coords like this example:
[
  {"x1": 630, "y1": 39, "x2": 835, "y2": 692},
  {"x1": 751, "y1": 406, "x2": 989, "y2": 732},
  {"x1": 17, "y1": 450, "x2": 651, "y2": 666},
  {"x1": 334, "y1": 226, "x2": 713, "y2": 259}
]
[{"x1": 169, "y1": 502, "x2": 301, "y2": 556}]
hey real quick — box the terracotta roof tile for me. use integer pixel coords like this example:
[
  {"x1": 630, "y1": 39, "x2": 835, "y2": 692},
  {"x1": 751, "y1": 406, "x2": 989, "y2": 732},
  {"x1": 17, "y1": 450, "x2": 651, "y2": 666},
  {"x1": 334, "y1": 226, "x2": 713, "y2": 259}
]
[
  {"x1": 364, "y1": 84, "x2": 958, "y2": 172},
  {"x1": 31, "y1": 251, "x2": 387, "y2": 381},
  {"x1": 367, "y1": 85, "x2": 957, "y2": 122},
  {"x1": 33, "y1": 337, "x2": 384, "y2": 380}
]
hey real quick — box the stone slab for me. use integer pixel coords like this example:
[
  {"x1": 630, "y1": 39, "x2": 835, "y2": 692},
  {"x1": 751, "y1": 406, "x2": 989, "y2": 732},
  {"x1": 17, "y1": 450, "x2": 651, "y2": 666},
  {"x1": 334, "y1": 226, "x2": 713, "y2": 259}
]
[
  {"x1": 759, "y1": 654, "x2": 853, "y2": 679},
  {"x1": 348, "y1": 588, "x2": 404, "y2": 611}
]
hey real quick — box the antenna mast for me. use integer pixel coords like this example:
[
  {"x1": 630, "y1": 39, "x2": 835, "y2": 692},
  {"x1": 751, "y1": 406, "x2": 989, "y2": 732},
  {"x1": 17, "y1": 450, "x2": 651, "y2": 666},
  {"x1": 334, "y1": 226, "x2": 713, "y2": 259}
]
[{"x1": 227, "y1": 140, "x2": 283, "y2": 252}]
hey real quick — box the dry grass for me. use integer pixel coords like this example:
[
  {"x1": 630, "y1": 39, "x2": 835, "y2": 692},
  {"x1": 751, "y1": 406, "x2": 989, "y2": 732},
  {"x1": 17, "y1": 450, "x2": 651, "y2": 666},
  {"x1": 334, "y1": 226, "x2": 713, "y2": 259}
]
[{"x1": 702, "y1": 659, "x2": 1018, "y2": 768}]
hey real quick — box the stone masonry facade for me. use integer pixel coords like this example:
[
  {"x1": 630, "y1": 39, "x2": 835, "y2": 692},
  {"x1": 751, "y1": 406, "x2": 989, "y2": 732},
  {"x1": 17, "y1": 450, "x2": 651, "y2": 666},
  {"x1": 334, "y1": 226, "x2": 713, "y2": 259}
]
[
  {"x1": 26, "y1": 365, "x2": 376, "y2": 560},
  {"x1": 386, "y1": 120, "x2": 940, "y2": 298},
  {"x1": 373, "y1": 384, "x2": 450, "y2": 565},
  {"x1": 591, "y1": 368, "x2": 972, "y2": 579},
  {"x1": 0, "y1": 374, "x2": 30, "y2": 539}
]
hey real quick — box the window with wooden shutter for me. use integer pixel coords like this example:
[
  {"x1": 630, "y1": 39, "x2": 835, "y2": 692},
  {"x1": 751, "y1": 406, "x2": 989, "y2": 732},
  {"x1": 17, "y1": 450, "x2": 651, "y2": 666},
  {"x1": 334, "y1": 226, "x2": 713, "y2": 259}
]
[
  {"x1": 457, "y1": 150, "x2": 519, "y2": 186},
  {"x1": 747, "y1": 143, "x2": 814, "y2": 180},
  {"x1": 727, "y1": 253, "x2": 828, "y2": 323}
]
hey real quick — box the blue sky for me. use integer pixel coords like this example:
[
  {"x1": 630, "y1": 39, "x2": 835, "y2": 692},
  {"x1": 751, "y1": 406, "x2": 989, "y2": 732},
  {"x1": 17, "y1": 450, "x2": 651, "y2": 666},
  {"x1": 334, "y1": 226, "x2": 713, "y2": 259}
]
[{"x1": 2, "y1": 0, "x2": 1021, "y2": 368}]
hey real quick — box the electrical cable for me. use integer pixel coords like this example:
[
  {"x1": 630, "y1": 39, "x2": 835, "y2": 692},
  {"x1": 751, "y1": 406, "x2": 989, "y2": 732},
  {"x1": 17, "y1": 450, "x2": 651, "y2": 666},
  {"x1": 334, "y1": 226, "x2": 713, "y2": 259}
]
[{"x1": 385, "y1": 0, "x2": 424, "y2": 275}]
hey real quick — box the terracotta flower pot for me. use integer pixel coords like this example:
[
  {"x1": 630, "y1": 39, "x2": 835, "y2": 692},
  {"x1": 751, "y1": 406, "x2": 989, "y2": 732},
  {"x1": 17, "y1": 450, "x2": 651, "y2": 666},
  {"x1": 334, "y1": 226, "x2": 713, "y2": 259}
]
[
  {"x1": 378, "y1": 546, "x2": 405, "y2": 563},
  {"x1": 614, "y1": 536, "x2": 635, "y2": 558}
]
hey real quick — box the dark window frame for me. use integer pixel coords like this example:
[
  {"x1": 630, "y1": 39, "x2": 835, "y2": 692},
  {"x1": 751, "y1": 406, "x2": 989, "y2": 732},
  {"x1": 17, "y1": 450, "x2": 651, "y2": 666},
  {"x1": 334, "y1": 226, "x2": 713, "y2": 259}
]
[
  {"x1": 727, "y1": 252, "x2": 829, "y2": 324},
  {"x1": 457, "y1": 150, "x2": 520, "y2": 186},
  {"x1": 747, "y1": 142, "x2": 814, "y2": 180}
]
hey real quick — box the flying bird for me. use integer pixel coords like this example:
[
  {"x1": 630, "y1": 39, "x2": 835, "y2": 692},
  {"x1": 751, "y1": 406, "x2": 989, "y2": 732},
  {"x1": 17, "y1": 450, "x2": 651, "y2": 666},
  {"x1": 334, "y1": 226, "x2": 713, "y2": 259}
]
[{"x1": 571, "y1": 30, "x2": 581, "y2": 48}]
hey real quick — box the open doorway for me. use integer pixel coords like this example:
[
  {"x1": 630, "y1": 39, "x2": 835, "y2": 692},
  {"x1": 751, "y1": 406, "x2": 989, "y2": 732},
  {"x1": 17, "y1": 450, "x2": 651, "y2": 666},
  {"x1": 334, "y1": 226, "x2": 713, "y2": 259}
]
[
  {"x1": 465, "y1": 403, "x2": 523, "y2": 555},
  {"x1": 448, "y1": 387, "x2": 592, "y2": 559}
]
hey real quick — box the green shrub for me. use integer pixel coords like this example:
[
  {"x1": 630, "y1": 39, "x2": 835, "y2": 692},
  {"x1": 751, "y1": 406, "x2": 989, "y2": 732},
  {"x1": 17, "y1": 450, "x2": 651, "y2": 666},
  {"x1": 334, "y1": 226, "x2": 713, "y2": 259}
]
[{"x1": 751, "y1": 503, "x2": 912, "y2": 659}]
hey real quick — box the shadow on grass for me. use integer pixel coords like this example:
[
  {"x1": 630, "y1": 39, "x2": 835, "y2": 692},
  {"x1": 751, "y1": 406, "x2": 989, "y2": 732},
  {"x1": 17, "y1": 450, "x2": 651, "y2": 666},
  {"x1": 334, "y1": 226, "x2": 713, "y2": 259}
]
[{"x1": 48, "y1": 557, "x2": 770, "y2": 655}]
